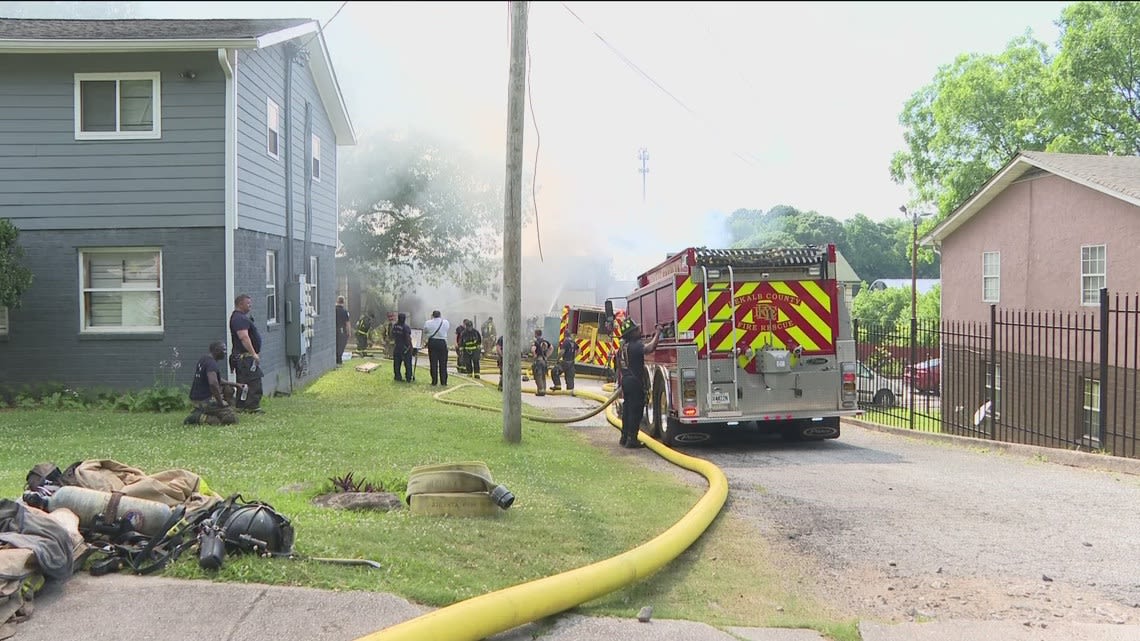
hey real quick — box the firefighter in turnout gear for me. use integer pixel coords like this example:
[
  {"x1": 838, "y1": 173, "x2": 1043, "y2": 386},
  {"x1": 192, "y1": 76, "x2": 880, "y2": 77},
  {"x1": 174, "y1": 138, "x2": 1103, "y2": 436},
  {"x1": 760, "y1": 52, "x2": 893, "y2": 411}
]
[
  {"x1": 531, "y1": 329, "x2": 553, "y2": 396},
  {"x1": 355, "y1": 312, "x2": 375, "y2": 352},
  {"x1": 460, "y1": 319, "x2": 483, "y2": 378},
  {"x1": 617, "y1": 318, "x2": 661, "y2": 448},
  {"x1": 550, "y1": 332, "x2": 578, "y2": 391}
]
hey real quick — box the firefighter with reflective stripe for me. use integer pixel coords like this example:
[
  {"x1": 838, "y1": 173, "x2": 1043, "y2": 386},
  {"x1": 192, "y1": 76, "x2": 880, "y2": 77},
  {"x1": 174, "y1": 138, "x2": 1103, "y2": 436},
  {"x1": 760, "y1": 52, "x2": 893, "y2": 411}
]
[
  {"x1": 550, "y1": 333, "x2": 578, "y2": 391},
  {"x1": 355, "y1": 312, "x2": 375, "y2": 352},
  {"x1": 461, "y1": 319, "x2": 483, "y2": 378},
  {"x1": 617, "y1": 319, "x2": 661, "y2": 448}
]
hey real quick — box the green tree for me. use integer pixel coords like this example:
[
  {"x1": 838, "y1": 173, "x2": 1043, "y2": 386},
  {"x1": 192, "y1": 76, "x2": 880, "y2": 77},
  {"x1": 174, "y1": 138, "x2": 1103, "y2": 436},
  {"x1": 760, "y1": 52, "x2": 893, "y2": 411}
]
[
  {"x1": 338, "y1": 130, "x2": 503, "y2": 303},
  {"x1": 841, "y1": 214, "x2": 911, "y2": 282},
  {"x1": 890, "y1": 34, "x2": 1056, "y2": 215},
  {"x1": 726, "y1": 205, "x2": 846, "y2": 249},
  {"x1": 0, "y1": 219, "x2": 33, "y2": 309},
  {"x1": 1052, "y1": 1, "x2": 1140, "y2": 154}
]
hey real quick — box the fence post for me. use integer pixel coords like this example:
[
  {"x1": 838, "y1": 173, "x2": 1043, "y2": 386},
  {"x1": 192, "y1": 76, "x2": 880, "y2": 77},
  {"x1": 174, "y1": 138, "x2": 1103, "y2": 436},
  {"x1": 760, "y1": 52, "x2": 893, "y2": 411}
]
[
  {"x1": 988, "y1": 304, "x2": 997, "y2": 438},
  {"x1": 1099, "y1": 287, "x2": 1109, "y2": 445}
]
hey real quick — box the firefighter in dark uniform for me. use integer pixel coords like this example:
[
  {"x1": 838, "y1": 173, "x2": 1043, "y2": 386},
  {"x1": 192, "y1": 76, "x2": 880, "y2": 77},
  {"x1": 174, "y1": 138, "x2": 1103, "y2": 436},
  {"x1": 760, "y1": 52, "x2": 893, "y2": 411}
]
[
  {"x1": 355, "y1": 312, "x2": 375, "y2": 352},
  {"x1": 550, "y1": 333, "x2": 578, "y2": 392},
  {"x1": 460, "y1": 319, "x2": 483, "y2": 378},
  {"x1": 531, "y1": 329, "x2": 552, "y2": 396},
  {"x1": 617, "y1": 318, "x2": 661, "y2": 448}
]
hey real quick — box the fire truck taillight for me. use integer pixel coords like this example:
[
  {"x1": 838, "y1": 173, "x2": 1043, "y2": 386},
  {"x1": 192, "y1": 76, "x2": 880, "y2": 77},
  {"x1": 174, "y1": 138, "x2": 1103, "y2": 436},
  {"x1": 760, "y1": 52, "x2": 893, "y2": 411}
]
[
  {"x1": 841, "y1": 362, "x2": 857, "y2": 396},
  {"x1": 681, "y1": 369, "x2": 698, "y2": 409}
]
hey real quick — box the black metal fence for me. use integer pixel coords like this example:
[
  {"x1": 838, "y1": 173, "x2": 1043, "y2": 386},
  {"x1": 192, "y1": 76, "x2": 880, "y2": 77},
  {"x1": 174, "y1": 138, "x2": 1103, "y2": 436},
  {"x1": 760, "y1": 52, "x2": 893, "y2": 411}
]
[{"x1": 854, "y1": 288, "x2": 1140, "y2": 460}]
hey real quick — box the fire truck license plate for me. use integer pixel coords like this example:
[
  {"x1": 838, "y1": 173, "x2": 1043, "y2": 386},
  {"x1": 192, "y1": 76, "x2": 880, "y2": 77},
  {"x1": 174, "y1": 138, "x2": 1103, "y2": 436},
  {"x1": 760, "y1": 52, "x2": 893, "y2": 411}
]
[{"x1": 710, "y1": 390, "x2": 730, "y2": 406}]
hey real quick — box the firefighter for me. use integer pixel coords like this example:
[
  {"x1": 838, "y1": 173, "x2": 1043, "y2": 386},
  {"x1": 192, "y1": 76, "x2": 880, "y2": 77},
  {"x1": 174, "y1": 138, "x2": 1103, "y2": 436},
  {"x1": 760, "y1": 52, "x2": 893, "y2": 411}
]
[
  {"x1": 460, "y1": 319, "x2": 483, "y2": 378},
  {"x1": 355, "y1": 312, "x2": 375, "y2": 352},
  {"x1": 455, "y1": 319, "x2": 469, "y2": 374},
  {"x1": 481, "y1": 316, "x2": 497, "y2": 353},
  {"x1": 617, "y1": 319, "x2": 661, "y2": 449},
  {"x1": 531, "y1": 329, "x2": 553, "y2": 396},
  {"x1": 550, "y1": 332, "x2": 578, "y2": 392}
]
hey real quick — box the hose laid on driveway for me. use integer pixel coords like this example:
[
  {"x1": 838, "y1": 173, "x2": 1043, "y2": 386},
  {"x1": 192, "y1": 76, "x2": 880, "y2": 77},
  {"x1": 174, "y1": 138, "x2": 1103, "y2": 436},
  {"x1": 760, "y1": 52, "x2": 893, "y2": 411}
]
[{"x1": 354, "y1": 378, "x2": 728, "y2": 641}]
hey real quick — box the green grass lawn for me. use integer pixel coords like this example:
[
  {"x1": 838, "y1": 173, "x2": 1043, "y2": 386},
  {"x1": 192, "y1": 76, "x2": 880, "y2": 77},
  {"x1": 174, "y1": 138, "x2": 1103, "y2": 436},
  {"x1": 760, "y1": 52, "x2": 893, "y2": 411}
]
[{"x1": 0, "y1": 361, "x2": 856, "y2": 640}]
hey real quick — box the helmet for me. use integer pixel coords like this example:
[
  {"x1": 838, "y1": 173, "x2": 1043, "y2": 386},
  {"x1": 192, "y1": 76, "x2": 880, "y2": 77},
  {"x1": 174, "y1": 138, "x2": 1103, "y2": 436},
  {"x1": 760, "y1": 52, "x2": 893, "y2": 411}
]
[
  {"x1": 221, "y1": 504, "x2": 295, "y2": 555},
  {"x1": 620, "y1": 318, "x2": 639, "y2": 336}
]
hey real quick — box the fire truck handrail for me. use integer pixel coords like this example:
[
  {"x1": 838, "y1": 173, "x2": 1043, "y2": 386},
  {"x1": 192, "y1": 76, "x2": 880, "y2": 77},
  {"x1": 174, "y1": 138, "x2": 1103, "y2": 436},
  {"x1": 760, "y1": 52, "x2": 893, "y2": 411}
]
[
  {"x1": 728, "y1": 265, "x2": 739, "y2": 399},
  {"x1": 693, "y1": 246, "x2": 827, "y2": 269},
  {"x1": 701, "y1": 265, "x2": 714, "y2": 399}
]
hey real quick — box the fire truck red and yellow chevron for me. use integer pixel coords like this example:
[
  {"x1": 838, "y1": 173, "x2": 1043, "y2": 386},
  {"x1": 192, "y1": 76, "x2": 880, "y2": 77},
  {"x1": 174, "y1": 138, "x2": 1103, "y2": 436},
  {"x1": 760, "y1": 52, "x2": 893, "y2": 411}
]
[
  {"x1": 559, "y1": 306, "x2": 625, "y2": 368},
  {"x1": 675, "y1": 276, "x2": 837, "y2": 372}
]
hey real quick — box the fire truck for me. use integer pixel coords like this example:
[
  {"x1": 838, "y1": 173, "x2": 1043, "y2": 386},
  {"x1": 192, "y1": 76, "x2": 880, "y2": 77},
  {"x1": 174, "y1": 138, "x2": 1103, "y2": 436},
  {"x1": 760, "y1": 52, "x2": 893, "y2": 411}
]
[
  {"x1": 616, "y1": 245, "x2": 859, "y2": 445},
  {"x1": 556, "y1": 304, "x2": 626, "y2": 377}
]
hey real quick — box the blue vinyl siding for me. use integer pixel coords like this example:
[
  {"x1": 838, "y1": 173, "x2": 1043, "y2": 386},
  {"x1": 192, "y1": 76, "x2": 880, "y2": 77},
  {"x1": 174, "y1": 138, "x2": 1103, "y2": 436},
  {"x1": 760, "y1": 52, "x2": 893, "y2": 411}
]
[
  {"x1": 235, "y1": 45, "x2": 338, "y2": 247},
  {"x1": 0, "y1": 52, "x2": 225, "y2": 230},
  {"x1": 0, "y1": 228, "x2": 227, "y2": 391}
]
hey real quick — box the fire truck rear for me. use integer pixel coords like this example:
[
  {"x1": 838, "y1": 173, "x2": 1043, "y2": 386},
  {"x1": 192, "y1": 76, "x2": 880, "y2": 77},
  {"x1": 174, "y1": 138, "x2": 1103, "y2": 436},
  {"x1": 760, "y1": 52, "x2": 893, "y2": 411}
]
[
  {"x1": 620, "y1": 245, "x2": 858, "y2": 445},
  {"x1": 558, "y1": 304, "x2": 626, "y2": 377}
]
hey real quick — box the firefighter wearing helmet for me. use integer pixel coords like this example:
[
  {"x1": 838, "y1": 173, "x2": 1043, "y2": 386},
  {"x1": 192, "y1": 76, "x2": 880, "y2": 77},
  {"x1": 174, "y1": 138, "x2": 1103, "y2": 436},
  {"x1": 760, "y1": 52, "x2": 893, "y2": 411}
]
[{"x1": 617, "y1": 318, "x2": 661, "y2": 448}]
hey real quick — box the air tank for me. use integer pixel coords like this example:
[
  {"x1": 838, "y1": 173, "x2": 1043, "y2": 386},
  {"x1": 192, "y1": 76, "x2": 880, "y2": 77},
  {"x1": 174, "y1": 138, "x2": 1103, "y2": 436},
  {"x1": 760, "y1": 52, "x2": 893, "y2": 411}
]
[{"x1": 44, "y1": 486, "x2": 173, "y2": 538}]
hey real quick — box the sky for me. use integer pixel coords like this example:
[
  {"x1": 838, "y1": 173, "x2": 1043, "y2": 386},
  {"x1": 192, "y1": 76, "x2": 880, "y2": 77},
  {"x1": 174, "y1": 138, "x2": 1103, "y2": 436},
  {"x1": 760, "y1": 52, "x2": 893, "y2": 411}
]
[{"x1": 7, "y1": 1, "x2": 1071, "y2": 282}]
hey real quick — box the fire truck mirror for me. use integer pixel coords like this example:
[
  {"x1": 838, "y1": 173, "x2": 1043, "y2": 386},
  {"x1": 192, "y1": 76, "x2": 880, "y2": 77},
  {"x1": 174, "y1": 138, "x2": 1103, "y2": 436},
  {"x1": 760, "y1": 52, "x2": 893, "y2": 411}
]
[{"x1": 604, "y1": 299, "x2": 614, "y2": 321}]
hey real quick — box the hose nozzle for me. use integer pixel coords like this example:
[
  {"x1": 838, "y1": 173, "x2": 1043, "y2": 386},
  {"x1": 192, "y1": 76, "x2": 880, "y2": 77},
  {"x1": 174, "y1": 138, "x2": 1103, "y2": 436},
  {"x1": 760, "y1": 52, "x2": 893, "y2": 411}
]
[{"x1": 489, "y1": 484, "x2": 515, "y2": 509}]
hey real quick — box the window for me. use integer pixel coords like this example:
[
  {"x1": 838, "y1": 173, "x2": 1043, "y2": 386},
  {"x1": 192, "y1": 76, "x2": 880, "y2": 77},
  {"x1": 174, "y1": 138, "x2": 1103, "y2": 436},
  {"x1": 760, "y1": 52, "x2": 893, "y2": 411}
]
[
  {"x1": 79, "y1": 248, "x2": 163, "y2": 332},
  {"x1": 311, "y1": 135, "x2": 321, "y2": 181},
  {"x1": 982, "y1": 251, "x2": 1000, "y2": 302},
  {"x1": 266, "y1": 251, "x2": 278, "y2": 324},
  {"x1": 1081, "y1": 245, "x2": 1106, "y2": 306},
  {"x1": 1082, "y1": 377, "x2": 1101, "y2": 442},
  {"x1": 985, "y1": 363, "x2": 1001, "y2": 421},
  {"x1": 308, "y1": 255, "x2": 320, "y2": 314},
  {"x1": 267, "y1": 98, "x2": 281, "y2": 159},
  {"x1": 74, "y1": 72, "x2": 161, "y2": 140},
  {"x1": 0, "y1": 306, "x2": 7, "y2": 336}
]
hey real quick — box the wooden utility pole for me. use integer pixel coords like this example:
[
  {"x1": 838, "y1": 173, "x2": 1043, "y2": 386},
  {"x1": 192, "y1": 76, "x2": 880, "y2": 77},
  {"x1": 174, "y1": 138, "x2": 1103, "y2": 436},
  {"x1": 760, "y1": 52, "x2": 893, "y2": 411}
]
[{"x1": 503, "y1": 0, "x2": 528, "y2": 443}]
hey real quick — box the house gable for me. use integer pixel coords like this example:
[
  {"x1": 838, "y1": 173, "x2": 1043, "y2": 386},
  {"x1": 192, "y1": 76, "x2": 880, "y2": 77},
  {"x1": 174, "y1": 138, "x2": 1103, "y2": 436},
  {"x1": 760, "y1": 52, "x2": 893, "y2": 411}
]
[{"x1": 934, "y1": 156, "x2": 1140, "y2": 322}]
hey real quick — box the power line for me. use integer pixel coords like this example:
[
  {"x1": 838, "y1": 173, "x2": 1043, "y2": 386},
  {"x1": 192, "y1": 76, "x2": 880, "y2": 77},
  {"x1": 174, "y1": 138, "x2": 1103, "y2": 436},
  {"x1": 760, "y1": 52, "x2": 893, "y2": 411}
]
[
  {"x1": 558, "y1": 2, "x2": 756, "y2": 167},
  {"x1": 300, "y1": 1, "x2": 350, "y2": 50}
]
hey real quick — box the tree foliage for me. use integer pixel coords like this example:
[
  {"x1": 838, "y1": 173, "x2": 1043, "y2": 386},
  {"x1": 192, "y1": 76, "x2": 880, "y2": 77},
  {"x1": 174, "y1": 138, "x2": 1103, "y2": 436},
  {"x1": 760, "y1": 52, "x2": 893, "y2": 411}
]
[
  {"x1": 723, "y1": 206, "x2": 938, "y2": 283},
  {"x1": 0, "y1": 219, "x2": 33, "y2": 309},
  {"x1": 338, "y1": 130, "x2": 503, "y2": 302},
  {"x1": 891, "y1": 2, "x2": 1140, "y2": 214},
  {"x1": 851, "y1": 282, "x2": 941, "y2": 328}
]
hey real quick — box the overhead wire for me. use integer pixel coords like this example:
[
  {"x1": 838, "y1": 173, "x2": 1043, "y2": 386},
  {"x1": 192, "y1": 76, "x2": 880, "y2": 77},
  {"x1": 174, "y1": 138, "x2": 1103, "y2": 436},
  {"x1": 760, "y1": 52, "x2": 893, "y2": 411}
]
[
  {"x1": 558, "y1": 1, "x2": 757, "y2": 167},
  {"x1": 299, "y1": 0, "x2": 350, "y2": 51}
]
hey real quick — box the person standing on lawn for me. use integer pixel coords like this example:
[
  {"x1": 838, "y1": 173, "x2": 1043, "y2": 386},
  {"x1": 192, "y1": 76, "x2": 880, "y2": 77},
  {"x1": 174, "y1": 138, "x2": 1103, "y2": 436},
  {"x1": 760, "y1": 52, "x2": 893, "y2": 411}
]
[
  {"x1": 228, "y1": 293, "x2": 264, "y2": 413},
  {"x1": 335, "y1": 296, "x2": 351, "y2": 365},
  {"x1": 391, "y1": 312, "x2": 414, "y2": 382},
  {"x1": 423, "y1": 310, "x2": 450, "y2": 386},
  {"x1": 617, "y1": 319, "x2": 661, "y2": 448}
]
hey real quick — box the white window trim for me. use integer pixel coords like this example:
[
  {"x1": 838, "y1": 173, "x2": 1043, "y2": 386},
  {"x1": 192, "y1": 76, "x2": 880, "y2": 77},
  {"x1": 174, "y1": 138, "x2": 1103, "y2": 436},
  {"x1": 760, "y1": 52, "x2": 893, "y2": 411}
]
[
  {"x1": 1082, "y1": 377, "x2": 1101, "y2": 442},
  {"x1": 267, "y1": 98, "x2": 281, "y2": 159},
  {"x1": 311, "y1": 134, "x2": 321, "y2": 182},
  {"x1": 308, "y1": 255, "x2": 320, "y2": 316},
  {"x1": 78, "y1": 247, "x2": 164, "y2": 333},
  {"x1": 73, "y1": 71, "x2": 162, "y2": 140},
  {"x1": 266, "y1": 251, "x2": 278, "y2": 325},
  {"x1": 982, "y1": 251, "x2": 1000, "y2": 303},
  {"x1": 1080, "y1": 244, "x2": 1106, "y2": 307}
]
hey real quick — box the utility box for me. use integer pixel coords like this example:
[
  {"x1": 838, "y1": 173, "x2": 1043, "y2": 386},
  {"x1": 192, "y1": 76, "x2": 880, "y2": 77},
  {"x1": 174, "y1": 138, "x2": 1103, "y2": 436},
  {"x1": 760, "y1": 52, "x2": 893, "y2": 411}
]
[{"x1": 285, "y1": 274, "x2": 314, "y2": 358}]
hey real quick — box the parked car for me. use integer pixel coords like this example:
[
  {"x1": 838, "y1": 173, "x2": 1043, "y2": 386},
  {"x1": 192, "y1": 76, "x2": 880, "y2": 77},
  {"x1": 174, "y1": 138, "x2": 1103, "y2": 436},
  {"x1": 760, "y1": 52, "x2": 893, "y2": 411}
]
[
  {"x1": 857, "y1": 362, "x2": 905, "y2": 407},
  {"x1": 904, "y1": 358, "x2": 941, "y2": 394}
]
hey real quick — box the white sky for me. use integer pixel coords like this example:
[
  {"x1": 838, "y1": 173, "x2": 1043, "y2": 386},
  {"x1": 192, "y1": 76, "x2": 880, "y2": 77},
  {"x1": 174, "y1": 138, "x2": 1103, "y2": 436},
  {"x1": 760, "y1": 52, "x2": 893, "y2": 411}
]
[{"x1": 12, "y1": 1, "x2": 1070, "y2": 280}]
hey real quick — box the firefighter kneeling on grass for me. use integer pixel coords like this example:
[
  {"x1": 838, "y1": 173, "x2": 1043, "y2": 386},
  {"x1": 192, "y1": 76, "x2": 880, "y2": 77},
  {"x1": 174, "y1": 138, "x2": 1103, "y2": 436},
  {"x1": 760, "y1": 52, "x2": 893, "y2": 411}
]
[
  {"x1": 184, "y1": 341, "x2": 247, "y2": 425},
  {"x1": 461, "y1": 319, "x2": 483, "y2": 378}
]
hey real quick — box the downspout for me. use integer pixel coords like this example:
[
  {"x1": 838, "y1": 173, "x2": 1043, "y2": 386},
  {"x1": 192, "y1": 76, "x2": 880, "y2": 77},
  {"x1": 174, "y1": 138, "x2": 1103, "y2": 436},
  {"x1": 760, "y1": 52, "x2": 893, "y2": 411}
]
[
  {"x1": 303, "y1": 102, "x2": 312, "y2": 283},
  {"x1": 283, "y1": 44, "x2": 295, "y2": 292},
  {"x1": 218, "y1": 48, "x2": 236, "y2": 346}
]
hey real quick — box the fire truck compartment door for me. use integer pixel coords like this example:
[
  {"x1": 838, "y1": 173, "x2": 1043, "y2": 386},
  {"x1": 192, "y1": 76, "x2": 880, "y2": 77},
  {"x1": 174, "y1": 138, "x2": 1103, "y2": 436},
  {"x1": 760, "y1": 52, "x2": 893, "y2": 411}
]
[{"x1": 708, "y1": 355, "x2": 735, "y2": 383}]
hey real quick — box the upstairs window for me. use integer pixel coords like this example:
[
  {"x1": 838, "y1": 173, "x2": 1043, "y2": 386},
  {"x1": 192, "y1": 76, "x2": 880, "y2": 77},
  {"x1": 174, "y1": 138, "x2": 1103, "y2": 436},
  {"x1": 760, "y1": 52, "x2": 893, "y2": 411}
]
[
  {"x1": 79, "y1": 248, "x2": 163, "y2": 332},
  {"x1": 74, "y1": 72, "x2": 161, "y2": 140},
  {"x1": 267, "y1": 98, "x2": 281, "y2": 159},
  {"x1": 311, "y1": 134, "x2": 322, "y2": 181},
  {"x1": 982, "y1": 251, "x2": 1000, "y2": 303},
  {"x1": 1081, "y1": 244, "x2": 1106, "y2": 306}
]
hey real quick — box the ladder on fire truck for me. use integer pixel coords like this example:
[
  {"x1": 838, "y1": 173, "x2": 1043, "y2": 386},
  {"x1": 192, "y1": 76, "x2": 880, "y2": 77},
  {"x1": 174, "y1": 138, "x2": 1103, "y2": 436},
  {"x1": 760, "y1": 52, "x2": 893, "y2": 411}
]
[{"x1": 700, "y1": 263, "x2": 740, "y2": 404}]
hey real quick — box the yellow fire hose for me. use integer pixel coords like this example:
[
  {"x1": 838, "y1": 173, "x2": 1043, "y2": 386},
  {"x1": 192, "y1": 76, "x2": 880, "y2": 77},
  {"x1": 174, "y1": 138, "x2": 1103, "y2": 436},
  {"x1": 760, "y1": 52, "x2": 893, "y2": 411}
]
[{"x1": 353, "y1": 363, "x2": 729, "y2": 641}]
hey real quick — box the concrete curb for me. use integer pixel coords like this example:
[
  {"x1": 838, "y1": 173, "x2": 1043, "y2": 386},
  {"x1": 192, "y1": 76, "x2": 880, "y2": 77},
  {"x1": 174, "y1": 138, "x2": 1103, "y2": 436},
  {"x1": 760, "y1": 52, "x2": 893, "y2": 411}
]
[{"x1": 845, "y1": 417, "x2": 1140, "y2": 477}]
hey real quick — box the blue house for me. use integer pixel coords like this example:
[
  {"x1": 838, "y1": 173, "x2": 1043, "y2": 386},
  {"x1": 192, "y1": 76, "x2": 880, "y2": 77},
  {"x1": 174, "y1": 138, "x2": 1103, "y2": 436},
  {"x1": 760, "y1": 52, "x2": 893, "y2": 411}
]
[{"x1": 0, "y1": 18, "x2": 356, "y2": 396}]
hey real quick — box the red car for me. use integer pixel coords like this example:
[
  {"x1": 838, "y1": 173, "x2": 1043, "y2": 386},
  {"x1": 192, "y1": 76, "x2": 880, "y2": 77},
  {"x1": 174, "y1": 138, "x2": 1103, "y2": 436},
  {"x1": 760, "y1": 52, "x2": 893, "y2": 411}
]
[{"x1": 904, "y1": 358, "x2": 941, "y2": 394}]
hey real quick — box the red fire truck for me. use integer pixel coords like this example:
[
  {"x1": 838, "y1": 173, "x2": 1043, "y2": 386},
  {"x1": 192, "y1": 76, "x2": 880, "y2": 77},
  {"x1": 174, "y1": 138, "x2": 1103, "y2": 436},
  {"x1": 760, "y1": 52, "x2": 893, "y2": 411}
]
[
  {"x1": 556, "y1": 304, "x2": 626, "y2": 377},
  {"x1": 616, "y1": 245, "x2": 858, "y2": 445}
]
